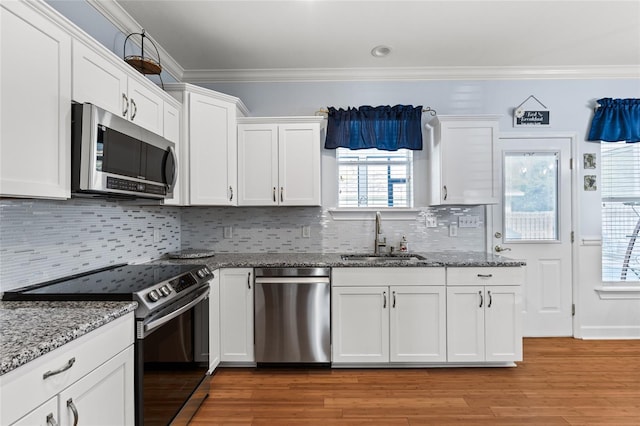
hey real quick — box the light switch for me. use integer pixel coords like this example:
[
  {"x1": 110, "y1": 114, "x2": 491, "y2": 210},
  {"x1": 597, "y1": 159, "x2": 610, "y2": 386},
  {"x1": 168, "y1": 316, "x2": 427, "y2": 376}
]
[
  {"x1": 302, "y1": 225, "x2": 311, "y2": 238},
  {"x1": 449, "y1": 223, "x2": 458, "y2": 237}
]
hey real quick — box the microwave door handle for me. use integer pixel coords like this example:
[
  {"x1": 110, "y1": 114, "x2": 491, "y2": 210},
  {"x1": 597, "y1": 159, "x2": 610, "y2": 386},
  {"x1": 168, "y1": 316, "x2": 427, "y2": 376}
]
[{"x1": 166, "y1": 146, "x2": 178, "y2": 193}]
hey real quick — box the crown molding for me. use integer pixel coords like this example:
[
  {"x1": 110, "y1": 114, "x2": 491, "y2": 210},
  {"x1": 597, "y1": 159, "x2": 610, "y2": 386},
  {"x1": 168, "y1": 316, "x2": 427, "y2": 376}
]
[
  {"x1": 86, "y1": 0, "x2": 184, "y2": 81},
  {"x1": 183, "y1": 65, "x2": 640, "y2": 83}
]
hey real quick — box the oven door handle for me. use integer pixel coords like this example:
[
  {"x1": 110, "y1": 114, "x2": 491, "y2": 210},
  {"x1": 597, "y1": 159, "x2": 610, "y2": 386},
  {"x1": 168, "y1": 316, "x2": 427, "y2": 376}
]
[{"x1": 141, "y1": 288, "x2": 210, "y2": 338}]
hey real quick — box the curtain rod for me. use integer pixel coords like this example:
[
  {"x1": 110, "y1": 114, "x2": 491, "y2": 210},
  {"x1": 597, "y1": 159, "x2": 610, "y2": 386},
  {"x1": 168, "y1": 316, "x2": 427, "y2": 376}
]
[{"x1": 315, "y1": 106, "x2": 437, "y2": 117}]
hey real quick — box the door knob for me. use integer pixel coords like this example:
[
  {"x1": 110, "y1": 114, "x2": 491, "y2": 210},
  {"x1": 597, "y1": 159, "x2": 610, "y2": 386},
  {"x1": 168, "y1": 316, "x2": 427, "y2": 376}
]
[{"x1": 494, "y1": 245, "x2": 512, "y2": 252}]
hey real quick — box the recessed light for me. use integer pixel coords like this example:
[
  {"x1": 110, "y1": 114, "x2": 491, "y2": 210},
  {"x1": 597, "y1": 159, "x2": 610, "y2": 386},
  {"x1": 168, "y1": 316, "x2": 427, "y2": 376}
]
[{"x1": 371, "y1": 45, "x2": 391, "y2": 58}]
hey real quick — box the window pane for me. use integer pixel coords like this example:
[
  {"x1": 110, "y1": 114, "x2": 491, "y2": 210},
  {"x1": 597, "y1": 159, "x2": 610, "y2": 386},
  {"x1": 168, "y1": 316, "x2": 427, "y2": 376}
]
[
  {"x1": 602, "y1": 142, "x2": 640, "y2": 282},
  {"x1": 503, "y1": 152, "x2": 558, "y2": 241},
  {"x1": 337, "y1": 148, "x2": 412, "y2": 208}
]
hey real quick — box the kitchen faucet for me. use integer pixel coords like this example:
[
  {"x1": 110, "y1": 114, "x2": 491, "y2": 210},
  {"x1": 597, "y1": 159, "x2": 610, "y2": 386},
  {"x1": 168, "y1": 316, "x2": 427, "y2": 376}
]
[{"x1": 374, "y1": 211, "x2": 386, "y2": 255}]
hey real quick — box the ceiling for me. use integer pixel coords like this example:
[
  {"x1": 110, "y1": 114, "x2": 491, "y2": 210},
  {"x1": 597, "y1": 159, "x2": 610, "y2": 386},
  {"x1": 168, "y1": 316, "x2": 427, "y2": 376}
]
[{"x1": 107, "y1": 0, "x2": 640, "y2": 82}]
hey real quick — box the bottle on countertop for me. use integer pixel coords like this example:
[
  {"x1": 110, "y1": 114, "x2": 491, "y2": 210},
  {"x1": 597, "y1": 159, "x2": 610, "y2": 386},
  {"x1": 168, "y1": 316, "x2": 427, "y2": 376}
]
[{"x1": 399, "y1": 235, "x2": 408, "y2": 252}]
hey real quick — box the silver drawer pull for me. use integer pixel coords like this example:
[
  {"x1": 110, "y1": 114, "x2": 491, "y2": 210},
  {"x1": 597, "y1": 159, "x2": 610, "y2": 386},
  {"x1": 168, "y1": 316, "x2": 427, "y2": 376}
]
[
  {"x1": 46, "y1": 413, "x2": 58, "y2": 426},
  {"x1": 477, "y1": 274, "x2": 493, "y2": 278},
  {"x1": 43, "y1": 357, "x2": 75, "y2": 379}
]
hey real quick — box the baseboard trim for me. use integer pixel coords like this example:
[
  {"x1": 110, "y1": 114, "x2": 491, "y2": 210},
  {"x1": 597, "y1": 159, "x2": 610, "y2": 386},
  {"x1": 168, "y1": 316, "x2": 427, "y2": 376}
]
[{"x1": 578, "y1": 326, "x2": 640, "y2": 339}]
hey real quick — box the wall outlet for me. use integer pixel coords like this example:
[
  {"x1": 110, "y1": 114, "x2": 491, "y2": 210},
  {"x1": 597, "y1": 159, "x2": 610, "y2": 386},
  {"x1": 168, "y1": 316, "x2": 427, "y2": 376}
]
[
  {"x1": 153, "y1": 228, "x2": 161, "y2": 243},
  {"x1": 425, "y1": 215, "x2": 437, "y2": 228},
  {"x1": 223, "y1": 226, "x2": 233, "y2": 239},
  {"x1": 449, "y1": 223, "x2": 458, "y2": 237},
  {"x1": 302, "y1": 225, "x2": 311, "y2": 238},
  {"x1": 459, "y1": 215, "x2": 480, "y2": 228}
]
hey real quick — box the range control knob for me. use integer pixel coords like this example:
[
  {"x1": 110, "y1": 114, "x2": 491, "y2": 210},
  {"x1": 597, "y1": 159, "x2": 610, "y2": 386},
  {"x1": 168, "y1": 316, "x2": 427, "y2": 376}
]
[
  {"x1": 160, "y1": 285, "x2": 171, "y2": 297},
  {"x1": 196, "y1": 270, "x2": 205, "y2": 278},
  {"x1": 147, "y1": 290, "x2": 160, "y2": 302}
]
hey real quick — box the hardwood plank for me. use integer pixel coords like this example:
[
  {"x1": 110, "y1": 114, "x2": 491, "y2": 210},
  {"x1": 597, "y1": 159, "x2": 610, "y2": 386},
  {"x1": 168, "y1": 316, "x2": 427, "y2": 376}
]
[{"x1": 190, "y1": 338, "x2": 640, "y2": 425}]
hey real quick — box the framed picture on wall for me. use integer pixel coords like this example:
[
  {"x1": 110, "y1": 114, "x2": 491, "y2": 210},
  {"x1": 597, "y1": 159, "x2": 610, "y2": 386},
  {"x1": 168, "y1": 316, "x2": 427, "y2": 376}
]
[{"x1": 584, "y1": 153, "x2": 596, "y2": 169}]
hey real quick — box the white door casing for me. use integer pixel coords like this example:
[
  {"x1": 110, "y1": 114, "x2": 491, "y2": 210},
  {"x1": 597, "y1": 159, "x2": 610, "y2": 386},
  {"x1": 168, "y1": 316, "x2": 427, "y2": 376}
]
[{"x1": 490, "y1": 135, "x2": 575, "y2": 337}]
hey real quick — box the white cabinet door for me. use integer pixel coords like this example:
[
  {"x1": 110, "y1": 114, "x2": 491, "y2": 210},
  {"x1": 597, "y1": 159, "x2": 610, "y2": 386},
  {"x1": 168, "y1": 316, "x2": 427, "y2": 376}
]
[
  {"x1": 72, "y1": 41, "x2": 164, "y2": 136},
  {"x1": 188, "y1": 92, "x2": 237, "y2": 205},
  {"x1": 72, "y1": 40, "x2": 128, "y2": 118},
  {"x1": 126, "y1": 77, "x2": 164, "y2": 136},
  {"x1": 428, "y1": 116, "x2": 499, "y2": 205},
  {"x1": 390, "y1": 286, "x2": 446, "y2": 363},
  {"x1": 446, "y1": 286, "x2": 485, "y2": 362},
  {"x1": 59, "y1": 346, "x2": 134, "y2": 426},
  {"x1": 485, "y1": 286, "x2": 522, "y2": 362},
  {"x1": 209, "y1": 271, "x2": 221, "y2": 372},
  {"x1": 278, "y1": 124, "x2": 321, "y2": 206},
  {"x1": 219, "y1": 268, "x2": 254, "y2": 363},
  {"x1": 237, "y1": 124, "x2": 279, "y2": 205},
  {"x1": 331, "y1": 286, "x2": 389, "y2": 363},
  {"x1": 1, "y1": 1, "x2": 71, "y2": 199},
  {"x1": 11, "y1": 397, "x2": 57, "y2": 426}
]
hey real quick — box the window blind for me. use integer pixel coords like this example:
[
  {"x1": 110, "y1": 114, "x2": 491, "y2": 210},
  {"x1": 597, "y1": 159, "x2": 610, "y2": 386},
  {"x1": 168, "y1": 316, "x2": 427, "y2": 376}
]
[
  {"x1": 601, "y1": 142, "x2": 640, "y2": 282},
  {"x1": 337, "y1": 148, "x2": 413, "y2": 208}
]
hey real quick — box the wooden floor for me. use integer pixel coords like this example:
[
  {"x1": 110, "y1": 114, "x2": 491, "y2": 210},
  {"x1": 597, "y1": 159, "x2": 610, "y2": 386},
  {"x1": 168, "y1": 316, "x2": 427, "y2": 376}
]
[{"x1": 190, "y1": 338, "x2": 640, "y2": 425}]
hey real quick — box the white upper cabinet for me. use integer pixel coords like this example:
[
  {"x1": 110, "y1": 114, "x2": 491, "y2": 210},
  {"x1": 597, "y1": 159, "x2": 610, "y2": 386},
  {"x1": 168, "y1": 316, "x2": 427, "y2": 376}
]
[
  {"x1": 72, "y1": 40, "x2": 164, "y2": 136},
  {"x1": 427, "y1": 115, "x2": 500, "y2": 205},
  {"x1": 237, "y1": 118, "x2": 323, "y2": 206},
  {"x1": 0, "y1": 0, "x2": 71, "y2": 199},
  {"x1": 165, "y1": 84, "x2": 248, "y2": 206}
]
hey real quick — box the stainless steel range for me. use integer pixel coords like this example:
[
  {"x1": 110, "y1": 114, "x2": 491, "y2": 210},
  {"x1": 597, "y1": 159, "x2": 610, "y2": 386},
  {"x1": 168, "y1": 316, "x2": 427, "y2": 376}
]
[{"x1": 3, "y1": 263, "x2": 213, "y2": 426}]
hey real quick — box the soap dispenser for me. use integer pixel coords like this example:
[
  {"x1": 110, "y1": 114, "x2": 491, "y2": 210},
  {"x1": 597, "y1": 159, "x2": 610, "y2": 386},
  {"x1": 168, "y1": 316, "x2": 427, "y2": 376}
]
[{"x1": 399, "y1": 235, "x2": 408, "y2": 252}]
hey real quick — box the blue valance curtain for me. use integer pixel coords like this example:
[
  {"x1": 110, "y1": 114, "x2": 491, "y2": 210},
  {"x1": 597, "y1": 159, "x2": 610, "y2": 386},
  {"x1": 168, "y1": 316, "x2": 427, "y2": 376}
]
[
  {"x1": 588, "y1": 98, "x2": 640, "y2": 143},
  {"x1": 324, "y1": 105, "x2": 423, "y2": 151}
]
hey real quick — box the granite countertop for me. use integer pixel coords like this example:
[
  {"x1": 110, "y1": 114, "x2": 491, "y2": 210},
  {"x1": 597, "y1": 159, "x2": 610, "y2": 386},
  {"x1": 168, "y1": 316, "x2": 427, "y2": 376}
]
[
  {"x1": 155, "y1": 251, "x2": 526, "y2": 269},
  {"x1": 0, "y1": 301, "x2": 137, "y2": 376}
]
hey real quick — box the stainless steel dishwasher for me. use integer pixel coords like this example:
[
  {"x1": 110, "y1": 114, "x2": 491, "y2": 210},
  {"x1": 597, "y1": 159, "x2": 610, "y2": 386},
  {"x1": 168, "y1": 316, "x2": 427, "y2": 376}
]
[{"x1": 254, "y1": 267, "x2": 331, "y2": 365}]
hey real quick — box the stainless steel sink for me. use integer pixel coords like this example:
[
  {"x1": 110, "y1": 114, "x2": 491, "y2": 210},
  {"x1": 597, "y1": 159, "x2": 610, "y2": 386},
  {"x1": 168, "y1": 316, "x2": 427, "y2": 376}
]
[{"x1": 341, "y1": 254, "x2": 426, "y2": 262}]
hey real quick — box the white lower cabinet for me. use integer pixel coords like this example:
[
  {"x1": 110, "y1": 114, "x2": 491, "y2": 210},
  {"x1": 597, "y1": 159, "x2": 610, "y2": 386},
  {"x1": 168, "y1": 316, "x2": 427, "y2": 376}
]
[
  {"x1": 1, "y1": 314, "x2": 135, "y2": 426},
  {"x1": 446, "y1": 267, "x2": 523, "y2": 363},
  {"x1": 331, "y1": 268, "x2": 447, "y2": 364},
  {"x1": 219, "y1": 268, "x2": 255, "y2": 363}
]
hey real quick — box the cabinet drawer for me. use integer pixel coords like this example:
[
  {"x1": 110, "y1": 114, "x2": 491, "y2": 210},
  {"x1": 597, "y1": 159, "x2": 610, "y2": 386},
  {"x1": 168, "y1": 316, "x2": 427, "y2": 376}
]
[
  {"x1": 0, "y1": 313, "x2": 134, "y2": 426},
  {"x1": 446, "y1": 267, "x2": 524, "y2": 286},
  {"x1": 332, "y1": 267, "x2": 445, "y2": 286}
]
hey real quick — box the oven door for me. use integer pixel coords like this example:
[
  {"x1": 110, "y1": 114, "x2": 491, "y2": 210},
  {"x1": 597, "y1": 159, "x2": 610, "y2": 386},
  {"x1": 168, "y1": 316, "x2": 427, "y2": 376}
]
[{"x1": 135, "y1": 286, "x2": 210, "y2": 426}]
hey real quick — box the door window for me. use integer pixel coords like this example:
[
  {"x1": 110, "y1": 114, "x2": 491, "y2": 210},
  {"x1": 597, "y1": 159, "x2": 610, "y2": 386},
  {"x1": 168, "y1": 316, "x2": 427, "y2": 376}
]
[{"x1": 503, "y1": 152, "x2": 559, "y2": 241}]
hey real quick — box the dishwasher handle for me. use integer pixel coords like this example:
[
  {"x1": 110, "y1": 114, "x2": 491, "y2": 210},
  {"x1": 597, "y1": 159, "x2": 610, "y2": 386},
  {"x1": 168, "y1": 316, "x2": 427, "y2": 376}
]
[{"x1": 254, "y1": 277, "x2": 330, "y2": 284}]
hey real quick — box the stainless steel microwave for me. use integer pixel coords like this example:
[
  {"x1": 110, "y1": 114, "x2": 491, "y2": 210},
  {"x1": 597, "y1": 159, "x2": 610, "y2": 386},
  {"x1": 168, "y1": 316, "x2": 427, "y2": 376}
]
[{"x1": 71, "y1": 103, "x2": 176, "y2": 199}]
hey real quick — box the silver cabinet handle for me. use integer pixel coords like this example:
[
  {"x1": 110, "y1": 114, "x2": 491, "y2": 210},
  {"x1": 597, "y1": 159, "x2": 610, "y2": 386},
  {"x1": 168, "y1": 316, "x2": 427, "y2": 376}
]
[
  {"x1": 280, "y1": 186, "x2": 284, "y2": 203},
  {"x1": 477, "y1": 274, "x2": 493, "y2": 278},
  {"x1": 383, "y1": 291, "x2": 387, "y2": 309},
  {"x1": 273, "y1": 187, "x2": 276, "y2": 202},
  {"x1": 43, "y1": 357, "x2": 75, "y2": 379},
  {"x1": 488, "y1": 290, "x2": 492, "y2": 308},
  {"x1": 229, "y1": 186, "x2": 234, "y2": 201},
  {"x1": 392, "y1": 291, "x2": 396, "y2": 308},
  {"x1": 122, "y1": 93, "x2": 129, "y2": 117},
  {"x1": 479, "y1": 290, "x2": 483, "y2": 308},
  {"x1": 130, "y1": 98, "x2": 137, "y2": 120},
  {"x1": 46, "y1": 413, "x2": 58, "y2": 426},
  {"x1": 247, "y1": 272, "x2": 251, "y2": 289},
  {"x1": 443, "y1": 185, "x2": 448, "y2": 200},
  {"x1": 67, "y1": 398, "x2": 79, "y2": 426}
]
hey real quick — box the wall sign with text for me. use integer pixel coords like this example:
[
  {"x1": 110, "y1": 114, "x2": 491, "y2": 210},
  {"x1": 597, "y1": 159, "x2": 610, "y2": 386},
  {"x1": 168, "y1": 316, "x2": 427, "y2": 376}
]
[{"x1": 513, "y1": 95, "x2": 551, "y2": 127}]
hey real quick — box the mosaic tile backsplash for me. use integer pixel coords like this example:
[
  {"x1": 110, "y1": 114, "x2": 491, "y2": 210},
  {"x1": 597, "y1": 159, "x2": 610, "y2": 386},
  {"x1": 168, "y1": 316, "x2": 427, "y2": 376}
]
[
  {"x1": 1, "y1": 199, "x2": 485, "y2": 293},
  {"x1": 0, "y1": 199, "x2": 181, "y2": 292},
  {"x1": 180, "y1": 206, "x2": 485, "y2": 254}
]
